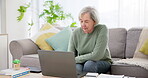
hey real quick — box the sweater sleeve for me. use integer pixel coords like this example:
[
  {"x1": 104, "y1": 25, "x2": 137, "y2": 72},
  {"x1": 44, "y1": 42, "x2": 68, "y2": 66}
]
[
  {"x1": 75, "y1": 26, "x2": 108, "y2": 63},
  {"x1": 68, "y1": 32, "x2": 77, "y2": 55}
]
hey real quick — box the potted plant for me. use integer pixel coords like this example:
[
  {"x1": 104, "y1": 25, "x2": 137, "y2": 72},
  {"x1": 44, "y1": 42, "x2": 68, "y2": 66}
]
[
  {"x1": 17, "y1": 0, "x2": 77, "y2": 33},
  {"x1": 39, "y1": 1, "x2": 73, "y2": 25}
]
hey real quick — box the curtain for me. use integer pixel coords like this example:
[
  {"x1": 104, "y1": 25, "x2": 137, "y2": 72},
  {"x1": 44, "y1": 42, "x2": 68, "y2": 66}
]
[
  {"x1": 31, "y1": 0, "x2": 148, "y2": 35},
  {"x1": 54, "y1": 0, "x2": 148, "y2": 29},
  {"x1": 119, "y1": 0, "x2": 147, "y2": 29}
]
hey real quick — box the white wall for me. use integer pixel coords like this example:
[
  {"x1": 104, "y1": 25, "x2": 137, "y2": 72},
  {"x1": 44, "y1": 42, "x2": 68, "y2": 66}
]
[
  {"x1": 0, "y1": 0, "x2": 6, "y2": 34},
  {"x1": 6, "y1": 0, "x2": 31, "y2": 68},
  {"x1": 6, "y1": 0, "x2": 30, "y2": 40},
  {"x1": 0, "y1": 34, "x2": 8, "y2": 70},
  {"x1": 0, "y1": 0, "x2": 1, "y2": 33},
  {"x1": 145, "y1": 0, "x2": 148, "y2": 26}
]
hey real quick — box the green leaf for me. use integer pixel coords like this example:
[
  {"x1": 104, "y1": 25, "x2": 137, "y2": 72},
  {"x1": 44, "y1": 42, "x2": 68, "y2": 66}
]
[
  {"x1": 17, "y1": 3, "x2": 30, "y2": 21},
  {"x1": 55, "y1": 4, "x2": 61, "y2": 11},
  {"x1": 39, "y1": 12, "x2": 45, "y2": 18},
  {"x1": 39, "y1": 1, "x2": 74, "y2": 24},
  {"x1": 17, "y1": 13, "x2": 24, "y2": 22},
  {"x1": 28, "y1": 20, "x2": 34, "y2": 26},
  {"x1": 13, "y1": 59, "x2": 21, "y2": 64},
  {"x1": 70, "y1": 22, "x2": 77, "y2": 27},
  {"x1": 44, "y1": 9, "x2": 50, "y2": 14}
]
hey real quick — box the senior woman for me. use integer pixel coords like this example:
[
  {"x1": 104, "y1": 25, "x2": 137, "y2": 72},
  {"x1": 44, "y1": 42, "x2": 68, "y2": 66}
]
[{"x1": 68, "y1": 6, "x2": 112, "y2": 74}]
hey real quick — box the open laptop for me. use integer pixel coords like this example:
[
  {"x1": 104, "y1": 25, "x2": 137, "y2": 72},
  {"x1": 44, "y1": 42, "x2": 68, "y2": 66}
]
[{"x1": 38, "y1": 50, "x2": 85, "y2": 78}]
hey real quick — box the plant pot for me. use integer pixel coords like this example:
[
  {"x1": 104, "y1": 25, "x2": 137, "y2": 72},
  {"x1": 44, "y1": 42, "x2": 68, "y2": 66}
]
[{"x1": 13, "y1": 63, "x2": 20, "y2": 70}]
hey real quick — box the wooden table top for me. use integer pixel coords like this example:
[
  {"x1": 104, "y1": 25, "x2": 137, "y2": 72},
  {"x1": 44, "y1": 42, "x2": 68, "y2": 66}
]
[{"x1": 23, "y1": 73, "x2": 61, "y2": 78}]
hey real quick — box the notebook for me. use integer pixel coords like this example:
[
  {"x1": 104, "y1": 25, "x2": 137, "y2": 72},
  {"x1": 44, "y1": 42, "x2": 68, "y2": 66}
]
[{"x1": 38, "y1": 50, "x2": 85, "y2": 78}]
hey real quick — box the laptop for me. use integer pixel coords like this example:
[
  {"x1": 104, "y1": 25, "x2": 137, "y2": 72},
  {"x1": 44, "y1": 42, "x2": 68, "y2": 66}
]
[{"x1": 38, "y1": 50, "x2": 85, "y2": 78}]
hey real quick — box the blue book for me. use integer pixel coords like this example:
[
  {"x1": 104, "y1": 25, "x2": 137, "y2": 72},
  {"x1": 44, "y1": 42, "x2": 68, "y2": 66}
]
[{"x1": 0, "y1": 67, "x2": 30, "y2": 78}]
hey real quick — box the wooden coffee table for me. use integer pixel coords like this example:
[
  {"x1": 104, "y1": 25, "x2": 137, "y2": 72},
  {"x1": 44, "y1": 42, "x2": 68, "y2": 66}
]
[
  {"x1": 23, "y1": 73, "x2": 60, "y2": 78},
  {"x1": 24, "y1": 73, "x2": 85, "y2": 78},
  {"x1": 24, "y1": 73, "x2": 135, "y2": 78}
]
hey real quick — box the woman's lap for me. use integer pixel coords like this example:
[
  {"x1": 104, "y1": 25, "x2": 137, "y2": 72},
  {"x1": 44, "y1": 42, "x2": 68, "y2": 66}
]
[{"x1": 76, "y1": 60, "x2": 111, "y2": 74}]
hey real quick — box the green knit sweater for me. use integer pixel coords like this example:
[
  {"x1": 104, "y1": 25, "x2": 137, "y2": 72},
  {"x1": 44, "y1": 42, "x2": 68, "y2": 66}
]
[{"x1": 68, "y1": 24, "x2": 112, "y2": 63}]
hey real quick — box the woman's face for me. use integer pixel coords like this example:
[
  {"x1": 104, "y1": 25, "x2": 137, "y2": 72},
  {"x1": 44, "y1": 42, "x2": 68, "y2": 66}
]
[{"x1": 79, "y1": 13, "x2": 96, "y2": 34}]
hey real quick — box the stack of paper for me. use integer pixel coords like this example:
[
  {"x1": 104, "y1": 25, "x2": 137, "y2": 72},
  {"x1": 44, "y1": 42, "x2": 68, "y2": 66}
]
[
  {"x1": 84, "y1": 72, "x2": 99, "y2": 78},
  {"x1": 97, "y1": 74, "x2": 124, "y2": 78}
]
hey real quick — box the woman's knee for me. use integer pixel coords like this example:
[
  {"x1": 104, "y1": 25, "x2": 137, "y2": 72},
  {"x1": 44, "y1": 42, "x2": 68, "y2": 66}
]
[
  {"x1": 83, "y1": 61, "x2": 111, "y2": 73},
  {"x1": 83, "y1": 61, "x2": 98, "y2": 72},
  {"x1": 76, "y1": 64, "x2": 83, "y2": 73},
  {"x1": 96, "y1": 61, "x2": 111, "y2": 73}
]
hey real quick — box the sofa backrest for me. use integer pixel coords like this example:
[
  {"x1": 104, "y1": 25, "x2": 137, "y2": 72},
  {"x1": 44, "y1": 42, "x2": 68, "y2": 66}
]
[
  {"x1": 109, "y1": 28, "x2": 142, "y2": 61},
  {"x1": 109, "y1": 28, "x2": 127, "y2": 59},
  {"x1": 125, "y1": 28, "x2": 142, "y2": 58}
]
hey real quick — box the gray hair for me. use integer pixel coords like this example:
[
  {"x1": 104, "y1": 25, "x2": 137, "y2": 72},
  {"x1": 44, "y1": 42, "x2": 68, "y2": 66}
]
[{"x1": 79, "y1": 6, "x2": 99, "y2": 24}]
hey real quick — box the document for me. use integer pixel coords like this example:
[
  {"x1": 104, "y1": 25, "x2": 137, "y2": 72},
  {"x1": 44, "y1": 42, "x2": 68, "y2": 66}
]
[
  {"x1": 84, "y1": 72, "x2": 99, "y2": 78},
  {"x1": 97, "y1": 74, "x2": 124, "y2": 78}
]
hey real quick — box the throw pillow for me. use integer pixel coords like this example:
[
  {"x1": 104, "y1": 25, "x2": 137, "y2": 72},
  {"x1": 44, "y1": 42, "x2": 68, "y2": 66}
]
[
  {"x1": 45, "y1": 27, "x2": 72, "y2": 51},
  {"x1": 31, "y1": 23, "x2": 60, "y2": 50},
  {"x1": 133, "y1": 28, "x2": 148, "y2": 59},
  {"x1": 139, "y1": 39, "x2": 148, "y2": 55},
  {"x1": 39, "y1": 23, "x2": 53, "y2": 31}
]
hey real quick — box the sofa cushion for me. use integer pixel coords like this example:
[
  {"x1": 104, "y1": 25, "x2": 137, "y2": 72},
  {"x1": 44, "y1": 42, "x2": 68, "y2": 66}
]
[
  {"x1": 46, "y1": 27, "x2": 72, "y2": 51},
  {"x1": 139, "y1": 39, "x2": 148, "y2": 55},
  {"x1": 134, "y1": 28, "x2": 148, "y2": 59},
  {"x1": 111, "y1": 58, "x2": 123, "y2": 61},
  {"x1": 111, "y1": 63, "x2": 148, "y2": 78},
  {"x1": 125, "y1": 28, "x2": 142, "y2": 58},
  {"x1": 109, "y1": 28, "x2": 127, "y2": 58},
  {"x1": 31, "y1": 23, "x2": 60, "y2": 50},
  {"x1": 20, "y1": 54, "x2": 40, "y2": 67}
]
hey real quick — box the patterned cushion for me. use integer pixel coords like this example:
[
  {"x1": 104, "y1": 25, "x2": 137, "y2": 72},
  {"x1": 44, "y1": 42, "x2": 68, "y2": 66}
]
[
  {"x1": 31, "y1": 23, "x2": 60, "y2": 50},
  {"x1": 139, "y1": 39, "x2": 148, "y2": 55}
]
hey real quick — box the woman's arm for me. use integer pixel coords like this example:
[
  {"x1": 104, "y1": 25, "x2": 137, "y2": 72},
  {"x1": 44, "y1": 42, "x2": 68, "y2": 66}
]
[{"x1": 68, "y1": 32, "x2": 78, "y2": 56}]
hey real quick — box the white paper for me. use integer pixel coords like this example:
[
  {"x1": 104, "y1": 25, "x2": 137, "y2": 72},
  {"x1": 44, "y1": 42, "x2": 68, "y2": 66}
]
[
  {"x1": 84, "y1": 72, "x2": 99, "y2": 78},
  {"x1": 97, "y1": 74, "x2": 124, "y2": 78}
]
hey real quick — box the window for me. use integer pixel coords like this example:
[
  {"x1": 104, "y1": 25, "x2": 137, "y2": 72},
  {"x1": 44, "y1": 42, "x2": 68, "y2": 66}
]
[
  {"x1": 53, "y1": 0, "x2": 148, "y2": 29},
  {"x1": 31, "y1": 0, "x2": 148, "y2": 34}
]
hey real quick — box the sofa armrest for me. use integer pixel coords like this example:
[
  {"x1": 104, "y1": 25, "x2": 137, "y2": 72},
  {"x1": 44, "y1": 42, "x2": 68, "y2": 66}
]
[{"x1": 10, "y1": 39, "x2": 40, "y2": 60}]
